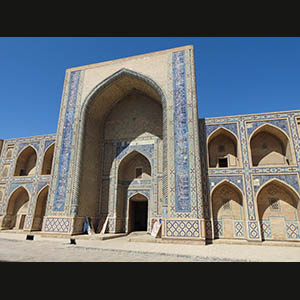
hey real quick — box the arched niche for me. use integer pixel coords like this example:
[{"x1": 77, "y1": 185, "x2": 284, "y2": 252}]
[
  {"x1": 6, "y1": 186, "x2": 30, "y2": 229},
  {"x1": 208, "y1": 127, "x2": 240, "y2": 168},
  {"x1": 211, "y1": 180, "x2": 244, "y2": 239},
  {"x1": 73, "y1": 69, "x2": 165, "y2": 221},
  {"x1": 256, "y1": 179, "x2": 300, "y2": 241},
  {"x1": 14, "y1": 146, "x2": 37, "y2": 176},
  {"x1": 250, "y1": 124, "x2": 294, "y2": 167},
  {"x1": 115, "y1": 151, "x2": 152, "y2": 233}
]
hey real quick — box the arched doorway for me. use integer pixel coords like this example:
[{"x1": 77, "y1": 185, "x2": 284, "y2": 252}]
[
  {"x1": 116, "y1": 151, "x2": 151, "y2": 233},
  {"x1": 257, "y1": 180, "x2": 300, "y2": 241},
  {"x1": 14, "y1": 146, "x2": 37, "y2": 176},
  {"x1": 211, "y1": 181, "x2": 244, "y2": 239},
  {"x1": 250, "y1": 124, "x2": 294, "y2": 166},
  {"x1": 32, "y1": 185, "x2": 49, "y2": 231},
  {"x1": 128, "y1": 193, "x2": 148, "y2": 233},
  {"x1": 5, "y1": 186, "x2": 30, "y2": 229}
]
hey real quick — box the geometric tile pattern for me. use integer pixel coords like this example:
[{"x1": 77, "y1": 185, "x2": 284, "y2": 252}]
[
  {"x1": 165, "y1": 219, "x2": 200, "y2": 238},
  {"x1": 209, "y1": 176, "x2": 244, "y2": 194},
  {"x1": 234, "y1": 220, "x2": 245, "y2": 238},
  {"x1": 53, "y1": 71, "x2": 81, "y2": 212},
  {"x1": 246, "y1": 119, "x2": 290, "y2": 137},
  {"x1": 286, "y1": 222, "x2": 300, "y2": 239},
  {"x1": 172, "y1": 51, "x2": 191, "y2": 213},
  {"x1": 247, "y1": 221, "x2": 260, "y2": 239},
  {"x1": 213, "y1": 220, "x2": 223, "y2": 238},
  {"x1": 43, "y1": 217, "x2": 72, "y2": 233},
  {"x1": 253, "y1": 174, "x2": 300, "y2": 196},
  {"x1": 206, "y1": 123, "x2": 238, "y2": 138},
  {"x1": 260, "y1": 220, "x2": 272, "y2": 239}
]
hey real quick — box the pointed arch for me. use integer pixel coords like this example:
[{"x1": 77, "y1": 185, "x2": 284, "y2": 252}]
[
  {"x1": 210, "y1": 180, "x2": 244, "y2": 239},
  {"x1": 207, "y1": 127, "x2": 240, "y2": 168},
  {"x1": 249, "y1": 123, "x2": 294, "y2": 166},
  {"x1": 256, "y1": 178, "x2": 300, "y2": 200},
  {"x1": 41, "y1": 143, "x2": 55, "y2": 175},
  {"x1": 32, "y1": 185, "x2": 49, "y2": 231},
  {"x1": 128, "y1": 191, "x2": 149, "y2": 200},
  {"x1": 80, "y1": 68, "x2": 167, "y2": 117},
  {"x1": 73, "y1": 68, "x2": 166, "y2": 219},
  {"x1": 256, "y1": 178, "x2": 300, "y2": 241},
  {"x1": 14, "y1": 145, "x2": 37, "y2": 176},
  {"x1": 210, "y1": 179, "x2": 244, "y2": 198},
  {"x1": 207, "y1": 126, "x2": 238, "y2": 143},
  {"x1": 118, "y1": 149, "x2": 152, "y2": 174},
  {"x1": 6, "y1": 186, "x2": 30, "y2": 229}
]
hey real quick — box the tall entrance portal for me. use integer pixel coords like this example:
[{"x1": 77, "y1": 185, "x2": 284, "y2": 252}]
[
  {"x1": 71, "y1": 69, "x2": 163, "y2": 234},
  {"x1": 43, "y1": 46, "x2": 204, "y2": 241}
]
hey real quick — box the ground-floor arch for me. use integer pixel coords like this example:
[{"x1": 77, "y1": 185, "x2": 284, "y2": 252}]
[
  {"x1": 4, "y1": 186, "x2": 30, "y2": 229},
  {"x1": 32, "y1": 185, "x2": 49, "y2": 231},
  {"x1": 257, "y1": 179, "x2": 300, "y2": 241},
  {"x1": 211, "y1": 181, "x2": 245, "y2": 239}
]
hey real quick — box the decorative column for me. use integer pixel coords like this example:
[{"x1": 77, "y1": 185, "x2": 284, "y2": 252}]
[
  {"x1": 238, "y1": 119, "x2": 262, "y2": 241},
  {"x1": 164, "y1": 49, "x2": 204, "y2": 241}
]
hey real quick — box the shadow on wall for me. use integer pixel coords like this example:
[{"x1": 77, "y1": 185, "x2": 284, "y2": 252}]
[{"x1": 198, "y1": 118, "x2": 211, "y2": 240}]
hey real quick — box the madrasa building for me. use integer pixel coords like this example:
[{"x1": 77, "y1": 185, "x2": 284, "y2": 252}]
[{"x1": 1, "y1": 45, "x2": 300, "y2": 244}]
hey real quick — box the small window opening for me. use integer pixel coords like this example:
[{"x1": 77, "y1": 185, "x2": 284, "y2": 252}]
[
  {"x1": 19, "y1": 169, "x2": 26, "y2": 176},
  {"x1": 218, "y1": 158, "x2": 228, "y2": 168},
  {"x1": 135, "y1": 168, "x2": 142, "y2": 179}
]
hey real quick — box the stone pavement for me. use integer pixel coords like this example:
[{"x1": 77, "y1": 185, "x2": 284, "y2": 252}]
[{"x1": 0, "y1": 231, "x2": 300, "y2": 262}]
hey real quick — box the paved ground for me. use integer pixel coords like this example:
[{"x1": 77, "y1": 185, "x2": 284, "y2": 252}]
[{"x1": 0, "y1": 232, "x2": 300, "y2": 262}]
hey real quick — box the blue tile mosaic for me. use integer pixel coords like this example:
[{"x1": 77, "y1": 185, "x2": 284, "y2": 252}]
[
  {"x1": 17, "y1": 142, "x2": 39, "y2": 155},
  {"x1": 53, "y1": 71, "x2": 81, "y2": 211},
  {"x1": 261, "y1": 220, "x2": 272, "y2": 239},
  {"x1": 166, "y1": 219, "x2": 200, "y2": 238},
  {"x1": 172, "y1": 51, "x2": 191, "y2": 213},
  {"x1": 209, "y1": 175, "x2": 244, "y2": 194},
  {"x1": 206, "y1": 123, "x2": 238, "y2": 139},
  {"x1": 116, "y1": 143, "x2": 154, "y2": 164},
  {"x1": 286, "y1": 221, "x2": 300, "y2": 239},
  {"x1": 248, "y1": 221, "x2": 260, "y2": 239},
  {"x1": 247, "y1": 119, "x2": 290, "y2": 137},
  {"x1": 234, "y1": 220, "x2": 245, "y2": 238},
  {"x1": 253, "y1": 174, "x2": 300, "y2": 195},
  {"x1": 44, "y1": 139, "x2": 55, "y2": 150},
  {"x1": 37, "y1": 181, "x2": 49, "y2": 193}
]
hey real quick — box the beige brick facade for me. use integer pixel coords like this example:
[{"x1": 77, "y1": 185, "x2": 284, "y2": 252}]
[{"x1": 0, "y1": 45, "x2": 300, "y2": 245}]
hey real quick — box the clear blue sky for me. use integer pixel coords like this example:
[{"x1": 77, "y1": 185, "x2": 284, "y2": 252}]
[{"x1": 0, "y1": 37, "x2": 299, "y2": 139}]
